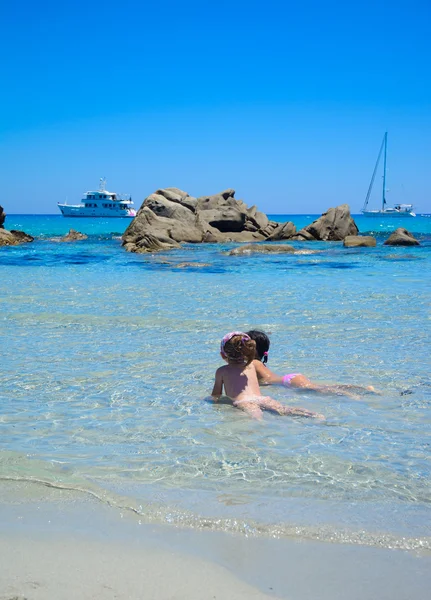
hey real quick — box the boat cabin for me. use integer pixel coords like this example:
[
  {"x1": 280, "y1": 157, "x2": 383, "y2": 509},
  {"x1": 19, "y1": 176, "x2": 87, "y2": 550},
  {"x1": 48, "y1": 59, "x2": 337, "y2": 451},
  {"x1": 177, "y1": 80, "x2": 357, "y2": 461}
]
[
  {"x1": 393, "y1": 204, "x2": 414, "y2": 213},
  {"x1": 84, "y1": 190, "x2": 130, "y2": 210}
]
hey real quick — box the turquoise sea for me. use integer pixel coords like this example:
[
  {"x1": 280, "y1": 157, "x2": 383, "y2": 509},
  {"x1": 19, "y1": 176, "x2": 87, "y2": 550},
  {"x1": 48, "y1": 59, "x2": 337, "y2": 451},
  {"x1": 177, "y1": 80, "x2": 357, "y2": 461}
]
[{"x1": 1, "y1": 213, "x2": 430, "y2": 550}]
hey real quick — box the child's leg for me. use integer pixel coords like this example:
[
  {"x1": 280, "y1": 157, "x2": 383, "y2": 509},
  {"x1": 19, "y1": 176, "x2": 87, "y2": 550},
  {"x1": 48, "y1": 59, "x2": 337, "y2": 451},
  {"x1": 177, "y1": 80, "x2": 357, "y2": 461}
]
[
  {"x1": 331, "y1": 384, "x2": 378, "y2": 394},
  {"x1": 258, "y1": 396, "x2": 324, "y2": 419},
  {"x1": 290, "y1": 377, "x2": 378, "y2": 398},
  {"x1": 256, "y1": 396, "x2": 287, "y2": 415},
  {"x1": 233, "y1": 400, "x2": 263, "y2": 420},
  {"x1": 308, "y1": 384, "x2": 377, "y2": 399},
  {"x1": 283, "y1": 406, "x2": 325, "y2": 418}
]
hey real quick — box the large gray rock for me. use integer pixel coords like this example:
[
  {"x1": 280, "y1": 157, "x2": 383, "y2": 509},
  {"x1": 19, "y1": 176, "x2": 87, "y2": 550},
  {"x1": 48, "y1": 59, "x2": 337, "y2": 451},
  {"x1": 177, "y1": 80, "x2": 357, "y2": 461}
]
[
  {"x1": 296, "y1": 204, "x2": 358, "y2": 241},
  {"x1": 344, "y1": 235, "x2": 376, "y2": 248},
  {"x1": 122, "y1": 190, "x2": 358, "y2": 253},
  {"x1": 0, "y1": 205, "x2": 5, "y2": 229},
  {"x1": 122, "y1": 188, "x2": 281, "y2": 253},
  {"x1": 383, "y1": 228, "x2": 420, "y2": 246},
  {"x1": 0, "y1": 228, "x2": 34, "y2": 246}
]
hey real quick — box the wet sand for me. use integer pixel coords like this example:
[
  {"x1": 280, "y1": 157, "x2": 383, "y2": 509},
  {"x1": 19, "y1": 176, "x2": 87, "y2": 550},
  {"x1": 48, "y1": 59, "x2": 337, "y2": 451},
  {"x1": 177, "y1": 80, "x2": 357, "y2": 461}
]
[{"x1": 0, "y1": 486, "x2": 430, "y2": 600}]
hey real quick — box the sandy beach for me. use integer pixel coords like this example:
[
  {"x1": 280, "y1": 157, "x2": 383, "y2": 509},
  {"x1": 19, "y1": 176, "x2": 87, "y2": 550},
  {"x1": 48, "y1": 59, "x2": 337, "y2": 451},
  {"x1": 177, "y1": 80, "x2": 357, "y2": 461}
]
[
  {"x1": 1, "y1": 482, "x2": 430, "y2": 600},
  {"x1": 0, "y1": 534, "x2": 274, "y2": 600}
]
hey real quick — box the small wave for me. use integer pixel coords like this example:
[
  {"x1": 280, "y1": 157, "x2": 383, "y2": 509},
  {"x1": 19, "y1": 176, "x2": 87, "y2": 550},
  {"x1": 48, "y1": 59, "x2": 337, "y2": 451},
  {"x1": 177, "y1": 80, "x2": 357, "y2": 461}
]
[{"x1": 1, "y1": 476, "x2": 429, "y2": 552}]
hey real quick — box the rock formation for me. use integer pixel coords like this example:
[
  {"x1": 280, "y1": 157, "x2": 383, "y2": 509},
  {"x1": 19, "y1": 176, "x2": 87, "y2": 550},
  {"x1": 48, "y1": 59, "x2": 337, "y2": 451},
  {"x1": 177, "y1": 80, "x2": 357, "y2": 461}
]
[
  {"x1": 228, "y1": 244, "x2": 295, "y2": 255},
  {"x1": 383, "y1": 228, "x2": 420, "y2": 246},
  {"x1": 343, "y1": 235, "x2": 377, "y2": 248},
  {"x1": 294, "y1": 204, "x2": 359, "y2": 241},
  {"x1": 0, "y1": 205, "x2": 35, "y2": 247},
  {"x1": 61, "y1": 229, "x2": 88, "y2": 242},
  {"x1": 174, "y1": 262, "x2": 211, "y2": 268},
  {"x1": 122, "y1": 188, "x2": 293, "y2": 253},
  {"x1": 0, "y1": 229, "x2": 34, "y2": 247},
  {"x1": 122, "y1": 188, "x2": 359, "y2": 253}
]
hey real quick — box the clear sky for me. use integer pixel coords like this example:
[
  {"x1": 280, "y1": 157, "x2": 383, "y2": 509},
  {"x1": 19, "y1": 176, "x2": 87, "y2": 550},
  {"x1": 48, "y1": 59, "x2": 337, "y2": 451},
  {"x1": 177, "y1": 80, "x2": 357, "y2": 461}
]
[{"x1": 1, "y1": 0, "x2": 430, "y2": 214}]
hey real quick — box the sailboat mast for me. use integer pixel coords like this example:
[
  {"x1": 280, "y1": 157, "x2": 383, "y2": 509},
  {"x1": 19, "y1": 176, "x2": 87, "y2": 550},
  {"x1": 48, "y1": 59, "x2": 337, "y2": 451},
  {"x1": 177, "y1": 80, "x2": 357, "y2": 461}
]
[
  {"x1": 362, "y1": 133, "x2": 386, "y2": 212},
  {"x1": 382, "y1": 132, "x2": 388, "y2": 210}
]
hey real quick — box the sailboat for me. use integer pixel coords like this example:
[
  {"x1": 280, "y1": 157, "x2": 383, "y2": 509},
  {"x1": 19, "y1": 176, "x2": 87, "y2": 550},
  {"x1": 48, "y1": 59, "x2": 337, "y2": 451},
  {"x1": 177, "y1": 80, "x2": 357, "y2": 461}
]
[{"x1": 361, "y1": 132, "x2": 416, "y2": 217}]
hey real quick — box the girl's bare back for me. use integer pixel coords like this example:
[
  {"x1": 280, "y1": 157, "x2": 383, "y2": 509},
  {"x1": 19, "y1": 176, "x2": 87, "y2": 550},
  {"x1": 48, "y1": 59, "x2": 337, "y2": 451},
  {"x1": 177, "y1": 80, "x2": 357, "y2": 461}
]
[{"x1": 217, "y1": 363, "x2": 261, "y2": 401}]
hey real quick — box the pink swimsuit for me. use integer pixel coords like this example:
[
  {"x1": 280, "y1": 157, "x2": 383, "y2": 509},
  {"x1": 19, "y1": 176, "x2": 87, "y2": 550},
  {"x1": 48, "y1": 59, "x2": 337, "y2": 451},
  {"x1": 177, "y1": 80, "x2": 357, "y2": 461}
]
[{"x1": 282, "y1": 374, "x2": 301, "y2": 386}]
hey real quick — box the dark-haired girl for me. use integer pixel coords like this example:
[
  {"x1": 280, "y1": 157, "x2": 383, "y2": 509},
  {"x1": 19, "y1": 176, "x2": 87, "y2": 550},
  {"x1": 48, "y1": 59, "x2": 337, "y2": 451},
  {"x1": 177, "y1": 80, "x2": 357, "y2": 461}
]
[{"x1": 247, "y1": 330, "x2": 376, "y2": 396}]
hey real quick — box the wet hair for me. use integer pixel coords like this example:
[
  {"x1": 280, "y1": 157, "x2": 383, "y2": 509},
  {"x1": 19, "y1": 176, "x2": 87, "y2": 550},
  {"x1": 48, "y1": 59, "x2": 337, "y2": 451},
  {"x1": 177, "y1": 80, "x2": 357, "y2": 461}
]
[
  {"x1": 222, "y1": 334, "x2": 256, "y2": 366},
  {"x1": 246, "y1": 330, "x2": 270, "y2": 364}
]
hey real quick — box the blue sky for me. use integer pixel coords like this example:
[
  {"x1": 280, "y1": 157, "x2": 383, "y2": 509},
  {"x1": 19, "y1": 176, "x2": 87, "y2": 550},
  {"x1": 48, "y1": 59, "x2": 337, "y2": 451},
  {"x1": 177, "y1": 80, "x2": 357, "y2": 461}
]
[{"x1": 1, "y1": 0, "x2": 430, "y2": 214}]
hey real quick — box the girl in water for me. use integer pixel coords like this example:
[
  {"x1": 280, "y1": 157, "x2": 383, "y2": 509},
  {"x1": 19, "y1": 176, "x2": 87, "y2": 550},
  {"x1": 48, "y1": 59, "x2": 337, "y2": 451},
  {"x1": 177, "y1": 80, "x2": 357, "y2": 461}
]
[
  {"x1": 246, "y1": 330, "x2": 376, "y2": 396},
  {"x1": 211, "y1": 331, "x2": 324, "y2": 420}
]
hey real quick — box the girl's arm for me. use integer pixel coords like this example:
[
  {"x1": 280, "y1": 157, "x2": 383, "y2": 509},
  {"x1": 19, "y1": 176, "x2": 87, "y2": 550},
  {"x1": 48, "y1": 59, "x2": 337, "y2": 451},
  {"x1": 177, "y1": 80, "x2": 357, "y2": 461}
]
[
  {"x1": 253, "y1": 360, "x2": 284, "y2": 385},
  {"x1": 211, "y1": 368, "x2": 223, "y2": 401}
]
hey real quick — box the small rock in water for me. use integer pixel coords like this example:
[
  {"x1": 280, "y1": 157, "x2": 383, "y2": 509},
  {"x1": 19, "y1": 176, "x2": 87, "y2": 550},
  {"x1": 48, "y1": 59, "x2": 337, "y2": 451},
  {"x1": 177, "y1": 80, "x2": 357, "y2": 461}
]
[
  {"x1": 343, "y1": 235, "x2": 376, "y2": 248},
  {"x1": 384, "y1": 228, "x2": 420, "y2": 246},
  {"x1": 61, "y1": 229, "x2": 88, "y2": 242},
  {"x1": 228, "y1": 244, "x2": 295, "y2": 255},
  {"x1": 174, "y1": 262, "x2": 211, "y2": 268}
]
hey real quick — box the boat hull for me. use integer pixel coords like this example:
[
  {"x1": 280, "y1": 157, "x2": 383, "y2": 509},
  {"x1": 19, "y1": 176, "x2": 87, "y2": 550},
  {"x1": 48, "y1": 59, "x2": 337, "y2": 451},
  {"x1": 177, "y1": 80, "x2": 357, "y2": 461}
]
[
  {"x1": 58, "y1": 205, "x2": 136, "y2": 218},
  {"x1": 362, "y1": 211, "x2": 416, "y2": 218}
]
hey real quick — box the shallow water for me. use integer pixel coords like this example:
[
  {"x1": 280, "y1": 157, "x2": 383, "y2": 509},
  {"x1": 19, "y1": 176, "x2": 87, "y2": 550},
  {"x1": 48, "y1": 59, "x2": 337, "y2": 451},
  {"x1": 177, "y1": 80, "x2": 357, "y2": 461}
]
[{"x1": 1, "y1": 214, "x2": 430, "y2": 549}]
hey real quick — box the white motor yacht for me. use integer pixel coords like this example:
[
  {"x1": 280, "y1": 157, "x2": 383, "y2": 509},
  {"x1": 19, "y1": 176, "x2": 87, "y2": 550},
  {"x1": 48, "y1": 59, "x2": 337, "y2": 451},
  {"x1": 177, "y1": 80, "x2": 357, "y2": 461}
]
[{"x1": 58, "y1": 178, "x2": 136, "y2": 218}]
